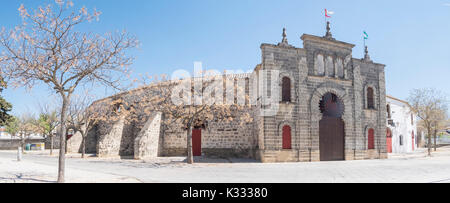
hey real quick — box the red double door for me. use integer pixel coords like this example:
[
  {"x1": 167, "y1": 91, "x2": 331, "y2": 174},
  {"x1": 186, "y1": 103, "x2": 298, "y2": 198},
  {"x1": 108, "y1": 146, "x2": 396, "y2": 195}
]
[{"x1": 192, "y1": 129, "x2": 202, "y2": 156}]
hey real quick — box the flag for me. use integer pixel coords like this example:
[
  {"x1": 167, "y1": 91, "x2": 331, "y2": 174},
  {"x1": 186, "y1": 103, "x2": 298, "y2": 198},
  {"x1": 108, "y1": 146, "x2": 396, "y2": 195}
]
[
  {"x1": 363, "y1": 31, "x2": 369, "y2": 40},
  {"x1": 325, "y1": 9, "x2": 334, "y2": 18}
]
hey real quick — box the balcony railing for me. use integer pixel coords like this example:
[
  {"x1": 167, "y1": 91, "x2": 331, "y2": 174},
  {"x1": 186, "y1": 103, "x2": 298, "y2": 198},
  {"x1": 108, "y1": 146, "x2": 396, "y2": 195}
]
[{"x1": 388, "y1": 119, "x2": 395, "y2": 127}]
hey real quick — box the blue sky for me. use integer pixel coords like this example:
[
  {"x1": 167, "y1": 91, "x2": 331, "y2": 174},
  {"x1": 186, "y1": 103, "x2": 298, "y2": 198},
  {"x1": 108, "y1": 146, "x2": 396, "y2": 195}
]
[{"x1": 1, "y1": 0, "x2": 450, "y2": 115}]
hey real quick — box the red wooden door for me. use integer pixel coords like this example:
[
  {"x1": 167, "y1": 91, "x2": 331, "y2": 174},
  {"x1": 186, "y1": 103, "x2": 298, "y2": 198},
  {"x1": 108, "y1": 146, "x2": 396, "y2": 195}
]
[
  {"x1": 192, "y1": 129, "x2": 202, "y2": 156},
  {"x1": 386, "y1": 129, "x2": 392, "y2": 153},
  {"x1": 282, "y1": 125, "x2": 292, "y2": 149},
  {"x1": 368, "y1": 128, "x2": 375, "y2": 149},
  {"x1": 412, "y1": 131, "x2": 415, "y2": 151}
]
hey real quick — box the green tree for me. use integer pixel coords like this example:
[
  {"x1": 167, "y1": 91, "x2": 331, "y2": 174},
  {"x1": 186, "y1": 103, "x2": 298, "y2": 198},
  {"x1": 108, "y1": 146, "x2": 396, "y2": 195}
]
[
  {"x1": 0, "y1": 77, "x2": 12, "y2": 126},
  {"x1": 37, "y1": 111, "x2": 59, "y2": 155},
  {"x1": 0, "y1": 97, "x2": 12, "y2": 126},
  {"x1": 5, "y1": 116, "x2": 19, "y2": 137}
]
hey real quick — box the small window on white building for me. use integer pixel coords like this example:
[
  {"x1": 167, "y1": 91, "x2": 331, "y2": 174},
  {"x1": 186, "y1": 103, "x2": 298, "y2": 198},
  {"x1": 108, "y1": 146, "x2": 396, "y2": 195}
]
[
  {"x1": 387, "y1": 104, "x2": 391, "y2": 119},
  {"x1": 399, "y1": 135, "x2": 404, "y2": 146}
]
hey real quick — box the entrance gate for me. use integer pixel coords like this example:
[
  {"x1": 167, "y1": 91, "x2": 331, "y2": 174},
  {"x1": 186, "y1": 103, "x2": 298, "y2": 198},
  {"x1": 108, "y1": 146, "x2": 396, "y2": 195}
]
[{"x1": 319, "y1": 93, "x2": 345, "y2": 161}]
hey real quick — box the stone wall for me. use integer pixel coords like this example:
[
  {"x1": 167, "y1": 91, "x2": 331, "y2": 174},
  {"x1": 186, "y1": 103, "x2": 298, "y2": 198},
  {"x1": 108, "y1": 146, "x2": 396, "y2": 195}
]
[
  {"x1": 44, "y1": 135, "x2": 60, "y2": 150},
  {"x1": 257, "y1": 43, "x2": 307, "y2": 162},
  {"x1": 0, "y1": 139, "x2": 45, "y2": 150},
  {"x1": 355, "y1": 58, "x2": 388, "y2": 159},
  {"x1": 134, "y1": 112, "x2": 162, "y2": 160},
  {"x1": 85, "y1": 127, "x2": 98, "y2": 154},
  {"x1": 96, "y1": 116, "x2": 126, "y2": 157},
  {"x1": 161, "y1": 108, "x2": 258, "y2": 158},
  {"x1": 66, "y1": 132, "x2": 83, "y2": 153}
]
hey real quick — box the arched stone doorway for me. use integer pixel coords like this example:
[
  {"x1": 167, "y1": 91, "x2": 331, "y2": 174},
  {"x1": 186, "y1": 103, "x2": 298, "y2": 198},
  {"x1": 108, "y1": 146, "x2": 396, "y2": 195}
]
[{"x1": 319, "y1": 93, "x2": 345, "y2": 161}]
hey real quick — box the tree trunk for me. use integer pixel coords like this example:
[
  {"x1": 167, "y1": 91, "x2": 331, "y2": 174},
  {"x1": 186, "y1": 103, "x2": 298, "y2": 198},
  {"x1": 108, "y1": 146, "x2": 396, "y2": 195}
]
[
  {"x1": 434, "y1": 129, "x2": 437, "y2": 151},
  {"x1": 17, "y1": 146, "x2": 22, "y2": 161},
  {"x1": 21, "y1": 137, "x2": 25, "y2": 153},
  {"x1": 427, "y1": 128, "x2": 432, "y2": 156},
  {"x1": 81, "y1": 133, "x2": 86, "y2": 159},
  {"x1": 57, "y1": 95, "x2": 70, "y2": 183},
  {"x1": 50, "y1": 136, "x2": 54, "y2": 156},
  {"x1": 186, "y1": 125, "x2": 194, "y2": 164},
  {"x1": 65, "y1": 131, "x2": 68, "y2": 155}
]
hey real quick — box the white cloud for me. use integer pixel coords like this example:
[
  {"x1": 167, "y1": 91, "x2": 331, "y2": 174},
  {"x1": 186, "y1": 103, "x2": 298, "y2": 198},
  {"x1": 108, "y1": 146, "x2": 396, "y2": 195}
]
[{"x1": 444, "y1": 3, "x2": 450, "y2": 6}]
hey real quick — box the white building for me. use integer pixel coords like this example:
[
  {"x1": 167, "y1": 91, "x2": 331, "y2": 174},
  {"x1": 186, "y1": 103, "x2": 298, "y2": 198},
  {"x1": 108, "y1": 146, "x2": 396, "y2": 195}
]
[
  {"x1": 0, "y1": 127, "x2": 12, "y2": 139},
  {"x1": 386, "y1": 95, "x2": 418, "y2": 153},
  {"x1": 0, "y1": 127, "x2": 45, "y2": 140}
]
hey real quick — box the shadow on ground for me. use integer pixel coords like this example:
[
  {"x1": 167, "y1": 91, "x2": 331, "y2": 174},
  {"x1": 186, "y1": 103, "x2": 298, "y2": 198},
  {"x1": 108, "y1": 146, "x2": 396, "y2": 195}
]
[{"x1": 0, "y1": 173, "x2": 55, "y2": 183}]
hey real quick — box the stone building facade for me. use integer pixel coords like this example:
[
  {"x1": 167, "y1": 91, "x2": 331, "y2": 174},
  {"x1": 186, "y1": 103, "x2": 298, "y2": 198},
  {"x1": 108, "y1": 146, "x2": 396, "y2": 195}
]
[{"x1": 68, "y1": 23, "x2": 388, "y2": 162}]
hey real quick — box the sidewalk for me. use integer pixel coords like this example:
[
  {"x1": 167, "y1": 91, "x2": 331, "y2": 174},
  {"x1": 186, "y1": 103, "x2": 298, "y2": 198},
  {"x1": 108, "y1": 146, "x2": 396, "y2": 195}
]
[
  {"x1": 0, "y1": 154, "x2": 140, "y2": 183},
  {"x1": 2, "y1": 146, "x2": 450, "y2": 183},
  {"x1": 388, "y1": 146, "x2": 450, "y2": 159},
  {"x1": 5, "y1": 149, "x2": 98, "y2": 159}
]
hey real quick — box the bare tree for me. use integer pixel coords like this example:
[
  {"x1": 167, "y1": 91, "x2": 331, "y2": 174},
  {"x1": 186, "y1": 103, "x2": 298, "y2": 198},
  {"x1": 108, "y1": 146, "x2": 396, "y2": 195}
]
[
  {"x1": 432, "y1": 109, "x2": 447, "y2": 151},
  {"x1": 408, "y1": 88, "x2": 448, "y2": 156},
  {"x1": 0, "y1": 1, "x2": 138, "y2": 182},
  {"x1": 67, "y1": 92, "x2": 101, "y2": 158}
]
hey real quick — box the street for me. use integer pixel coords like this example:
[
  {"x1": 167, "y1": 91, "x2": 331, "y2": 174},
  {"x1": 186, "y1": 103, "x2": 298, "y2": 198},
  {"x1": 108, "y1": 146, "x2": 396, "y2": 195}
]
[{"x1": 1, "y1": 147, "x2": 450, "y2": 183}]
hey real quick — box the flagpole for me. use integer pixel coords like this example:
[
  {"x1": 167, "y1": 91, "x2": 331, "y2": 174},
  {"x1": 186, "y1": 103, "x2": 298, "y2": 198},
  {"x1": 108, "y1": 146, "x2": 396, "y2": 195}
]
[
  {"x1": 364, "y1": 37, "x2": 366, "y2": 50},
  {"x1": 363, "y1": 37, "x2": 366, "y2": 58},
  {"x1": 363, "y1": 31, "x2": 367, "y2": 56}
]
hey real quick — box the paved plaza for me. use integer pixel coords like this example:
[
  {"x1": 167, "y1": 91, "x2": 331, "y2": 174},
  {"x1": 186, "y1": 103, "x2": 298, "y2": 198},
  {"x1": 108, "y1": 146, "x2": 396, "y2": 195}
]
[{"x1": 1, "y1": 147, "x2": 449, "y2": 183}]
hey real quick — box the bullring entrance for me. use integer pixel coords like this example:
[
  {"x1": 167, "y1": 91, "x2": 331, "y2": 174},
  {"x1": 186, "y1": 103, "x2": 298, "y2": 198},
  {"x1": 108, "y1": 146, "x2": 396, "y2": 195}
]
[{"x1": 319, "y1": 93, "x2": 345, "y2": 161}]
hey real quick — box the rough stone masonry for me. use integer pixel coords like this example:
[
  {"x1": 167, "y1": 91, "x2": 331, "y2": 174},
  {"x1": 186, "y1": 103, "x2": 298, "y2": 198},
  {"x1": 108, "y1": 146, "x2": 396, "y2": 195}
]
[{"x1": 67, "y1": 22, "x2": 387, "y2": 162}]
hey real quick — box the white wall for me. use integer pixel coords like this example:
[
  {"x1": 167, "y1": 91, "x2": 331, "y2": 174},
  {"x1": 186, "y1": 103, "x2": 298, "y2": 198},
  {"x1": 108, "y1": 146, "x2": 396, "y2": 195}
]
[
  {"x1": 387, "y1": 97, "x2": 418, "y2": 153},
  {"x1": 0, "y1": 131, "x2": 12, "y2": 139},
  {"x1": 0, "y1": 131, "x2": 45, "y2": 140}
]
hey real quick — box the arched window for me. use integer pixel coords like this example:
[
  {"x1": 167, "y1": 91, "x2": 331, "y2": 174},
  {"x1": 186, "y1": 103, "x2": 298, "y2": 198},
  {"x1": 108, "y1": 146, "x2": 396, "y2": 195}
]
[
  {"x1": 282, "y1": 77, "x2": 291, "y2": 102},
  {"x1": 368, "y1": 128, "x2": 375, "y2": 149},
  {"x1": 387, "y1": 104, "x2": 391, "y2": 119},
  {"x1": 367, "y1": 87, "x2": 375, "y2": 109},
  {"x1": 320, "y1": 93, "x2": 344, "y2": 118},
  {"x1": 282, "y1": 125, "x2": 292, "y2": 149}
]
